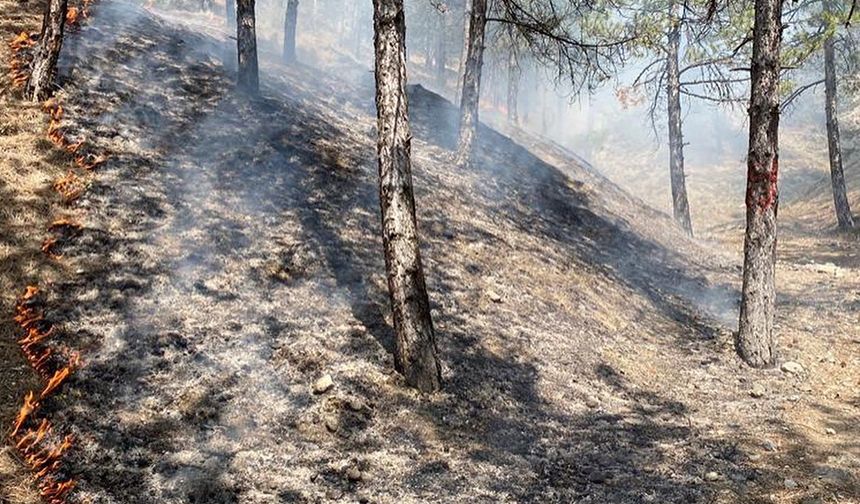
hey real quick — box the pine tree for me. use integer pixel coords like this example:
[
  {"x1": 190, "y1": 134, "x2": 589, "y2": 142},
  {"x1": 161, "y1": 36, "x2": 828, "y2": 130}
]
[
  {"x1": 27, "y1": 0, "x2": 69, "y2": 102},
  {"x1": 455, "y1": 0, "x2": 488, "y2": 166},
  {"x1": 372, "y1": 0, "x2": 442, "y2": 392},
  {"x1": 236, "y1": 0, "x2": 260, "y2": 93},
  {"x1": 822, "y1": 0, "x2": 855, "y2": 229},
  {"x1": 737, "y1": 0, "x2": 784, "y2": 368}
]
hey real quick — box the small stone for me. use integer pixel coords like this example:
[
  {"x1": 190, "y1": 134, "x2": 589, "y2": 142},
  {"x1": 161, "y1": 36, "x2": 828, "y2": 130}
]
[
  {"x1": 348, "y1": 397, "x2": 365, "y2": 411},
  {"x1": 825, "y1": 428, "x2": 836, "y2": 435},
  {"x1": 585, "y1": 396, "x2": 600, "y2": 409},
  {"x1": 312, "y1": 374, "x2": 334, "y2": 394},
  {"x1": 813, "y1": 262, "x2": 842, "y2": 276},
  {"x1": 762, "y1": 439, "x2": 778, "y2": 452},
  {"x1": 323, "y1": 415, "x2": 338, "y2": 432},
  {"x1": 704, "y1": 471, "x2": 720, "y2": 482},
  {"x1": 750, "y1": 387, "x2": 765, "y2": 398},
  {"x1": 780, "y1": 361, "x2": 804, "y2": 375},
  {"x1": 587, "y1": 470, "x2": 611, "y2": 483},
  {"x1": 347, "y1": 466, "x2": 363, "y2": 482},
  {"x1": 486, "y1": 290, "x2": 502, "y2": 303},
  {"x1": 783, "y1": 478, "x2": 798, "y2": 489}
]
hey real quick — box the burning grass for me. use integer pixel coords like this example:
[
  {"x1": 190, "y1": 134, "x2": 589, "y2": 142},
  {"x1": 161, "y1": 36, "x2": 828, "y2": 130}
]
[
  {"x1": 8, "y1": 31, "x2": 35, "y2": 90},
  {"x1": 44, "y1": 97, "x2": 107, "y2": 171},
  {"x1": 2, "y1": 1, "x2": 103, "y2": 502},
  {"x1": 9, "y1": 286, "x2": 80, "y2": 503}
]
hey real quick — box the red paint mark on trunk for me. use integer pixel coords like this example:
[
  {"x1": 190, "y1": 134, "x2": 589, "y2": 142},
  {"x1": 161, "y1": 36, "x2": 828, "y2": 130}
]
[{"x1": 745, "y1": 157, "x2": 779, "y2": 212}]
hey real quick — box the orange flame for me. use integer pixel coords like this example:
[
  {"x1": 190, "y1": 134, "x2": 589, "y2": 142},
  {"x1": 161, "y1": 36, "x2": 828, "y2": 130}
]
[
  {"x1": 52, "y1": 171, "x2": 86, "y2": 202},
  {"x1": 9, "y1": 31, "x2": 35, "y2": 49},
  {"x1": 13, "y1": 307, "x2": 43, "y2": 330},
  {"x1": 49, "y1": 218, "x2": 82, "y2": 231},
  {"x1": 68, "y1": 352, "x2": 82, "y2": 370},
  {"x1": 14, "y1": 289, "x2": 44, "y2": 329},
  {"x1": 19, "y1": 326, "x2": 55, "y2": 347},
  {"x1": 8, "y1": 31, "x2": 35, "y2": 89},
  {"x1": 65, "y1": 7, "x2": 80, "y2": 25},
  {"x1": 15, "y1": 419, "x2": 51, "y2": 452},
  {"x1": 40, "y1": 367, "x2": 71, "y2": 399},
  {"x1": 27, "y1": 434, "x2": 74, "y2": 470},
  {"x1": 33, "y1": 348, "x2": 53, "y2": 371},
  {"x1": 41, "y1": 237, "x2": 61, "y2": 258},
  {"x1": 11, "y1": 392, "x2": 39, "y2": 438},
  {"x1": 39, "y1": 477, "x2": 76, "y2": 503},
  {"x1": 42, "y1": 96, "x2": 108, "y2": 173},
  {"x1": 22, "y1": 285, "x2": 40, "y2": 300}
]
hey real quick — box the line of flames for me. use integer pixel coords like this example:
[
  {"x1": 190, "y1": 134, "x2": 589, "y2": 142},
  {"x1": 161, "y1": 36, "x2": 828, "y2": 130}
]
[
  {"x1": 8, "y1": 31, "x2": 35, "y2": 89},
  {"x1": 11, "y1": 287, "x2": 80, "y2": 503},
  {"x1": 8, "y1": 2, "x2": 99, "y2": 501},
  {"x1": 44, "y1": 97, "x2": 107, "y2": 172}
]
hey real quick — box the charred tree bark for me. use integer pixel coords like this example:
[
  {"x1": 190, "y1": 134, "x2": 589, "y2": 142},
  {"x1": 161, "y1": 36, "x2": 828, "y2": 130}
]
[
  {"x1": 236, "y1": 0, "x2": 259, "y2": 94},
  {"x1": 737, "y1": 0, "x2": 783, "y2": 368},
  {"x1": 283, "y1": 0, "x2": 299, "y2": 64},
  {"x1": 455, "y1": 0, "x2": 487, "y2": 166},
  {"x1": 506, "y1": 50, "x2": 519, "y2": 125},
  {"x1": 27, "y1": 0, "x2": 68, "y2": 102},
  {"x1": 666, "y1": 18, "x2": 693, "y2": 236},
  {"x1": 823, "y1": 18, "x2": 855, "y2": 230},
  {"x1": 372, "y1": 0, "x2": 442, "y2": 392}
]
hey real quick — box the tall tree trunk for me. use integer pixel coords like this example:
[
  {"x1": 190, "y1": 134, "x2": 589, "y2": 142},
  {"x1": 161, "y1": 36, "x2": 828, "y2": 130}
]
[
  {"x1": 27, "y1": 0, "x2": 69, "y2": 102},
  {"x1": 236, "y1": 0, "x2": 259, "y2": 93},
  {"x1": 506, "y1": 50, "x2": 519, "y2": 125},
  {"x1": 371, "y1": 0, "x2": 442, "y2": 392},
  {"x1": 665, "y1": 18, "x2": 694, "y2": 236},
  {"x1": 823, "y1": 12, "x2": 855, "y2": 230},
  {"x1": 226, "y1": 0, "x2": 236, "y2": 31},
  {"x1": 455, "y1": 0, "x2": 487, "y2": 166},
  {"x1": 283, "y1": 0, "x2": 299, "y2": 64},
  {"x1": 737, "y1": 0, "x2": 784, "y2": 368}
]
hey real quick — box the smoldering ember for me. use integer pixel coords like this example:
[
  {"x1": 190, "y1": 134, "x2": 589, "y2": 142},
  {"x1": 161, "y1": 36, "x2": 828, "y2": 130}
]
[{"x1": 0, "y1": 0, "x2": 858, "y2": 502}]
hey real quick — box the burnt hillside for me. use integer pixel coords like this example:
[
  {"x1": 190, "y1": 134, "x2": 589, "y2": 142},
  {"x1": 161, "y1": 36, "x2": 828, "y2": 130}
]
[{"x1": 2, "y1": 2, "x2": 857, "y2": 503}]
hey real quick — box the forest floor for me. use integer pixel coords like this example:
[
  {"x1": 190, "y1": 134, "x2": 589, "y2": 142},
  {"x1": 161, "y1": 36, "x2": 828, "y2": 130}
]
[{"x1": 0, "y1": 2, "x2": 858, "y2": 503}]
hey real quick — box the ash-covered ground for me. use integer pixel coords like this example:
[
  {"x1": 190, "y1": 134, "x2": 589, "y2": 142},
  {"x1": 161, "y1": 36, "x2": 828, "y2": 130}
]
[{"x1": 25, "y1": 2, "x2": 859, "y2": 503}]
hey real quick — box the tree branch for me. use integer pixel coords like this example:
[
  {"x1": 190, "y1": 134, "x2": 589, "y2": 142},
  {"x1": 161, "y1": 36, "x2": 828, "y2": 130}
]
[{"x1": 780, "y1": 79, "x2": 825, "y2": 111}]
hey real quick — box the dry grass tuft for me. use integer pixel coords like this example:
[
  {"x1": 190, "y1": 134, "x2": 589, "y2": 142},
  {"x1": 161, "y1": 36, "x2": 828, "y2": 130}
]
[{"x1": 0, "y1": 448, "x2": 40, "y2": 504}]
